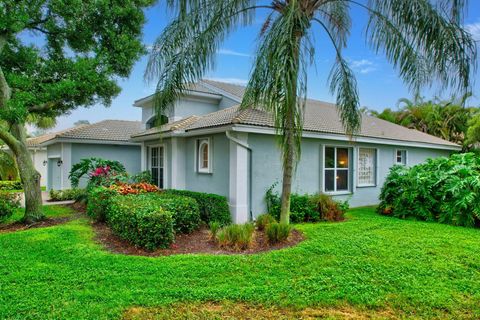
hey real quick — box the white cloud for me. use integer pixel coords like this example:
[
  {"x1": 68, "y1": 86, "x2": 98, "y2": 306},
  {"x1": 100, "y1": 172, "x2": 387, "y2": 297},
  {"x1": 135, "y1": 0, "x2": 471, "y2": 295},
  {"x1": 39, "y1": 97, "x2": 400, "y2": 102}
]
[
  {"x1": 217, "y1": 49, "x2": 251, "y2": 58},
  {"x1": 465, "y1": 22, "x2": 480, "y2": 41},
  {"x1": 205, "y1": 77, "x2": 248, "y2": 85},
  {"x1": 349, "y1": 59, "x2": 377, "y2": 74}
]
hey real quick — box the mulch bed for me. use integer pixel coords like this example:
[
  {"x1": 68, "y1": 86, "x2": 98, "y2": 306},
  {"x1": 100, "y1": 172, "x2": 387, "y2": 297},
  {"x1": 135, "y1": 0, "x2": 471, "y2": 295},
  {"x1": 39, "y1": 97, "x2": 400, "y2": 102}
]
[
  {"x1": 0, "y1": 203, "x2": 85, "y2": 234},
  {"x1": 93, "y1": 223, "x2": 305, "y2": 256}
]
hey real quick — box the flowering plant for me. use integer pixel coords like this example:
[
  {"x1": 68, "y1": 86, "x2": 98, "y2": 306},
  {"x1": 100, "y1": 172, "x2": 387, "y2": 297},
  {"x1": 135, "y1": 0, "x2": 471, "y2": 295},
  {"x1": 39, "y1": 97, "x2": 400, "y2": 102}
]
[
  {"x1": 108, "y1": 182, "x2": 160, "y2": 195},
  {"x1": 69, "y1": 158, "x2": 126, "y2": 188}
]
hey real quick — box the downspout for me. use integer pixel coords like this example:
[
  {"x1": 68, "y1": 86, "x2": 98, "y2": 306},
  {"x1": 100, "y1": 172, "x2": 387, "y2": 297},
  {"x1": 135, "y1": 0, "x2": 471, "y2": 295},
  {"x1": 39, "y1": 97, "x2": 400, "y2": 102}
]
[{"x1": 225, "y1": 130, "x2": 253, "y2": 221}]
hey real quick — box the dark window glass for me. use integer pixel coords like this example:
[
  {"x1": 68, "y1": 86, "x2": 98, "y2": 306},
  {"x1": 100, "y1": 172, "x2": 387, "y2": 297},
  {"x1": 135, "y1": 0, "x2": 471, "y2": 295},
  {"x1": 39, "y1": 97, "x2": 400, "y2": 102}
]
[
  {"x1": 337, "y1": 170, "x2": 349, "y2": 191},
  {"x1": 151, "y1": 168, "x2": 159, "y2": 186},
  {"x1": 325, "y1": 170, "x2": 335, "y2": 191},
  {"x1": 325, "y1": 147, "x2": 335, "y2": 168}
]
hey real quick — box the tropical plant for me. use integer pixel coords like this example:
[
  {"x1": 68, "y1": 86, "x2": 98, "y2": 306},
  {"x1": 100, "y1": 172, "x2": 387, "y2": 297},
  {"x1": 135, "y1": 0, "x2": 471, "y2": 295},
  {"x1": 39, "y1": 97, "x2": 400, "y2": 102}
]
[
  {"x1": 216, "y1": 223, "x2": 255, "y2": 250},
  {"x1": 265, "y1": 222, "x2": 291, "y2": 244},
  {"x1": 0, "y1": 151, "x2": 18, "y2": 181},
  {"x1": 255, "y1": 213, "x2": 276, "y2": 231},
  {"x1": 379, "y1": 153, "x2": 480, "y2": 227},
  {"x1": 0, "y1": 0, "x2": 153, "y2": 223},
  {"x1": 69, "y1": 158, "x2": 126, "y2": 188},
  {"x1": 148, "y1": 0, "x2": 477, "y2": 224}
]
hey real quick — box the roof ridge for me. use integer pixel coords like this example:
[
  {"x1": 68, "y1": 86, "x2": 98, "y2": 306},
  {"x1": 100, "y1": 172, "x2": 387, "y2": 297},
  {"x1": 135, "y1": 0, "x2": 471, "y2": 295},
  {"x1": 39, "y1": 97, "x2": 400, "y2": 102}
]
[{"x1": 170, "y1": 115, "x2": 201, "y2": 130}]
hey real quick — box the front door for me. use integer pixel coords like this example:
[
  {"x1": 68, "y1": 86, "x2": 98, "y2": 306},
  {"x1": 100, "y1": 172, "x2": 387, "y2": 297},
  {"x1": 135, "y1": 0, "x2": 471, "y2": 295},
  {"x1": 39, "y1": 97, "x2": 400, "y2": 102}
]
[
  {"x1": 48, "y1": 158, "x2": 62, "y2": 190},
  {"x1": 149, "y1": 146, "x2": 164, "y2": 189}
]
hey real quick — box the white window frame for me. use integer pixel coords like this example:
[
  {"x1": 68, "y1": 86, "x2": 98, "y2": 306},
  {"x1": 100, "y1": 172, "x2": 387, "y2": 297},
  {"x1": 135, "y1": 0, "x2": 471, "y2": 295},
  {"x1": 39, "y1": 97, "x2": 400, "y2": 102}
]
[
  {"x1": 357, "y1": 147, "x2": 378, "y2": 187},
  {"x1": 395, "y1": 149, "x2": 408, "y2": 165},
  {"x1": 196, "y1": 138, "x2": 212, "y2": 174},
  {"x1": 148, "y1": 144, "x2": 166, "y2": 188},
  {"x1": 322, "y1": 145, "x2": 352, "y2": 195}
]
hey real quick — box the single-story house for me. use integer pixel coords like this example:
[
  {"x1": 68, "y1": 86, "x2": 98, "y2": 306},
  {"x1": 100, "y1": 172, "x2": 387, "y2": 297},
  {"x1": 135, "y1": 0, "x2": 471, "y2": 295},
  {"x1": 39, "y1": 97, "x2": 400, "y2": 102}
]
[
  {"x1": 34, "y1": 120, "x2": 143, "y2": 189},
  {"x1": 130, "y1": 80, "x2": 460, "y2": 223}
]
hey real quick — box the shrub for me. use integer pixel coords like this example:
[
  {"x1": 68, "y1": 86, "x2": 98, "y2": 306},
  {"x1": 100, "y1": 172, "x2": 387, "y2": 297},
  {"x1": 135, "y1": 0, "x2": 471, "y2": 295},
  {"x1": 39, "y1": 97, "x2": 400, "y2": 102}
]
[
  {"x1": 0, "y1": 192, "x2": 20, "y2": 222},
  {"x1": 149, "y1": 193, "x2": 201, "y2": 234},
  {"x1": 255, "y1": 213, "x2": 276, "y2": 231},
  {"x1": 69, "y1": 157, "x2": 126, "y2": 188},
  {"x1": 86, "y1": 187, "x2": 117, "y2": 222},
  {"x1": 379, "y1": 153, "x2": 480, "y2": 227},
  {"x1": 106, "y1": 194, "x2": 174, "y2": 250},
  {"x1": 265, "y1": 222, "x2": 292, "y2": 244},
  {"x1": 209, "y1": 221, "x2": 221, "y2": 240},
  {"x1": 163, "y1": 189, "x2": 231, "y2": 225},
  {"x1": 310, "y1": 194, "x2": 348, "y2": 222},
  {"x1": 49, "y1": 189, "x2": 87, "y2": 202},
  {"x1": 216, "y1": 223, "x2": 254, "y2": 250},
  {"x1": 131, "y1": 171, "x2": 153, "y2": 184},
  {"x1": 108, "y1": 182, "x2": 159, "y2": 195},
  {"x1": 0, "y1": 181, "x2": 22, "y2": 191}
]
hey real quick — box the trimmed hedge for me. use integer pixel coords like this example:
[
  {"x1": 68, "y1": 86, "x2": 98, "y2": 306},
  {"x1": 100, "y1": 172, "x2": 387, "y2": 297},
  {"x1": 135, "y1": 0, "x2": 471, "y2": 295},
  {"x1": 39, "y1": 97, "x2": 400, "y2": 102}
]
[
  {"x1": 49, "y1": 189, "x2": 86, "y2": 202},
  {"x1": 0, "y1": 181, "x2": 22, "y2": 191},
  {"x1": 0, "y1": 192, "x2": 20, "y2": 222},
  {"x1": 87, "y1": 187, "x2": 117, "y2": 222},
  {"x1": 152, "y1": 193, "x2": 201, "y2": 234},
  {"x1": 107, "y1": 194, "x2": 174, "y2": 250},
  {"x1": 163, "y1": 189, "x2": 231, "y2": 225}
]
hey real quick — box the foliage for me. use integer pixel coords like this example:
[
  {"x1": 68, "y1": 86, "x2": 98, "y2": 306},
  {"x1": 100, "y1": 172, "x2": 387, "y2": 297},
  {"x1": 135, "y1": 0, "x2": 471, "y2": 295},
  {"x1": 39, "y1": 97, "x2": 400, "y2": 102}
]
[
  {"x1": 49, "y1": 189, "x2": 86, "y2": 202},
  {"x1": 208, "y1": 221, "x2": 221, "y2": 240},
  {"x1": 149, "y1": 193, "x2": 201, "y2": 234},
  {"x1": 107, "y1": 182, "x2": 159, "y2": 195},
  {"x1": 0, "y1": 180, "x2": 22, "y2": 191},
  {"x1": 86, "y1": 187, "x2": 118, "y2": 222},
  {"x1": 364, "y1": 95, "x2": 480, "y2": 150},
  {"x1": 466, "y1": 112, "x2": 480, "y2": 147},
  {"x1": 266, "y1": 185, "x2": 348, "y2": 223},
  {"x1": 265, "y1": 222, "x2": 292, "y2": 244},
  {"x1": 2, "y1": 207, "x2": 480, "y2": 318},
  {"x1": 148, "y1": 0, "x2": 476, "y2": 225},
  {"x1": 69, "y1": 158, "x2": 126, "y2": 188},
  {"x1": 0, "y1": 192, "x2": 20, "y2": 222},
  {"x1": 216, "y1": 223, "x2": 255, "y2": 251},
  {"x1": 163, "y1": 189, "x2": 231, "y2": 225},
  {"x1": 131, "y1": 171, "x2": 153, "y2": 184},
  {"x1": 0, "y1": 151, "x2": 18, "y2": 181},
  {"x1": 255, "y1": 213, "x2": 276, "y2": 231},
  {"x1": 106, "y1": 194, "x2": 174, "y2": 251},
  {"x1": 379, "y1": 153, "x2": 480, "y2": 227}
]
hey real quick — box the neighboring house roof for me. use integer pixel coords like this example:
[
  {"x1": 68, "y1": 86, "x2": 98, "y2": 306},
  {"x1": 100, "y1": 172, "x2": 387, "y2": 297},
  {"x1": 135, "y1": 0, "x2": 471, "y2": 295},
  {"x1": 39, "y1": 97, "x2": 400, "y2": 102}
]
[
  {"x1": 33, "y1": 120, "x2": 143, "y2": 146},
  {"x1": 132, "y1": 80, "x2": 460, "y2": 149}
]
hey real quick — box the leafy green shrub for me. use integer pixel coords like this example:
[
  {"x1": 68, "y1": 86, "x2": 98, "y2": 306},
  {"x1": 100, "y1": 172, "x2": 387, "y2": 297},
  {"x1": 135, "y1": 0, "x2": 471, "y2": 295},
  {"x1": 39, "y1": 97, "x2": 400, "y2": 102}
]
[
  {"x1": 163, "y1": 189, "x2": 231, "y2": 225},
  {"x1": 131, "y1": 171, "x2": 153, "y2": 184},
  {"x1": 379, "y1": 153, "x2": 480, "y2": 227},
  {"x1": 209, "y1": 221, "x2": 221, "y2": 240},
  {"x1": 266, "y1": 184, "x2": 346, "y2": 222},
  {"x1": 106, "y1": 194, "x2": 174, "y2": 250},
  {"x1": 149, "y1": 193, "x2": 201, "y2": 234},
  {"x1": 0, "y1": 180, "x2": 22, "y2": 191},
  {"x1": 216, "y1": 223, "x2": 254, "y2": 250},
  {"x1": 86, "y1": 187, "x2": 118, "y2": 222},
  {"x1": 255, "y1": 213, "x2": 276, "y2": 231},
  {"x1": 0, "y1": 192, "x2": 20, "y2": 222},
  {"x1": 265, "y1": 222, "x2": 292, "y2": 244},
  {"x1": 49, "y1": 189, "x2": 87, "y2": 202},
  {"x1": 69, "y1": 157, "x2": 126, "y2": 188}
]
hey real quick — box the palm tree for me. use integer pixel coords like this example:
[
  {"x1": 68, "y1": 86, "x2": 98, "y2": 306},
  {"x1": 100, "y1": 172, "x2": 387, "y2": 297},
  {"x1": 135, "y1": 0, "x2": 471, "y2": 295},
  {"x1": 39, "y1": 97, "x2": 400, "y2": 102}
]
[{"x1": 147, "y1": 0, "x2": 477, "y2": 224}]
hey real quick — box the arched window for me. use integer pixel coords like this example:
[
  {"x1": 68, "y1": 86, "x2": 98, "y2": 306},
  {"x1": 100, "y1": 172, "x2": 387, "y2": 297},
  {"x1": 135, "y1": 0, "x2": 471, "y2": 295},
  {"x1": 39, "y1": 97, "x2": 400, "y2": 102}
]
[
  {"x1": 146, "y1": 115, "x2": 169, "y2": 129},
  {"x1": 197, "y1": 138, "x2": 211, "y2": 173}
]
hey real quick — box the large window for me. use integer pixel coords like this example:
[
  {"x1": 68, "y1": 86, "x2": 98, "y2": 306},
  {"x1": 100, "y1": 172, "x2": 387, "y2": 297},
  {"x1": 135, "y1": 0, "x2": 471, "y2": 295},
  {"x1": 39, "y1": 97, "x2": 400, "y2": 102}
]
[
  {"x1": 396, "y1": 149, "x2": 407, "y2": 165},
  {"x1": 324, "y1": 147, "x2": 350, "y2": 192},
  {"x1": 149, "y1": 146, "x2": 164, "y2": 188},
  {"x1": 197, "y1": 138, "x2": 211, "y2": 173},
  {"x1": 358, "y1": 148, "x2": 377, "y2": 187}
]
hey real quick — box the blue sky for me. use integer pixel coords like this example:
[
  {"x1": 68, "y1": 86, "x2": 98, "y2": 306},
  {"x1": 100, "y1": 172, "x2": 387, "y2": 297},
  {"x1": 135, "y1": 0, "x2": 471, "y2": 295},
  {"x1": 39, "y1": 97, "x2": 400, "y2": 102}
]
[{"x1": 44, "y1": 2, "x2": 480, "y2": 131}]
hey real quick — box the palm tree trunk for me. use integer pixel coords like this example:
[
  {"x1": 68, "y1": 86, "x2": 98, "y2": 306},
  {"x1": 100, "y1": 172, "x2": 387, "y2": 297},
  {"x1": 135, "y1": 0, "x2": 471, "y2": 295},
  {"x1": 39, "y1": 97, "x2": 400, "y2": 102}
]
[
  {"x1": 280, "y1": 120, "x2": 294, "y2": 224},
  {"x1": 11, "y1": 124, "x2": 44, "y2": 223}
]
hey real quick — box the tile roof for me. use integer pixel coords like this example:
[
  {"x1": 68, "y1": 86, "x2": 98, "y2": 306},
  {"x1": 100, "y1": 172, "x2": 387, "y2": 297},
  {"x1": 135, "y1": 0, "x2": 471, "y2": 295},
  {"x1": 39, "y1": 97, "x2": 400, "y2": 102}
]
[
  {"x1": 131, "y1": 116, "x2": 200, "y2": 138},
  {"x1": 30, "y1": 120, "x2": 143, "y2": 146}
]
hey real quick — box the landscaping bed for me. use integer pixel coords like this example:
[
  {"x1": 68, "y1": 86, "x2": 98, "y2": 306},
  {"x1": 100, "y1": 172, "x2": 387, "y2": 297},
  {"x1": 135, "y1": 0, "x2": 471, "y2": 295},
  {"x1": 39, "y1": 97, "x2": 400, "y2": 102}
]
[{"x1": 94, "y1": 223, "x2": 304, "y2": 256}]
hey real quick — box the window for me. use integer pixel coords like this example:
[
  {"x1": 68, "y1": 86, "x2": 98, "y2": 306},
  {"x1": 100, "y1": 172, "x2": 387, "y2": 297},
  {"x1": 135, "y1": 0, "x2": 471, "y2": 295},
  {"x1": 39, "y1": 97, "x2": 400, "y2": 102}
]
[
  {"x1": 396, "y1": 149, "x2": 407, "y2": 165},
  {"x1": 358, "y1": 148, "x2": 377, "y2": 186},
  {"x1": 150, "y1": 146, "x2": 164, "y2": 188},
  {"x1": 197, "y1": 138, "x2": 211, "y2": 173},
  {"x1": 324, "y1": 147, "x2": 350, "y2": 192}
]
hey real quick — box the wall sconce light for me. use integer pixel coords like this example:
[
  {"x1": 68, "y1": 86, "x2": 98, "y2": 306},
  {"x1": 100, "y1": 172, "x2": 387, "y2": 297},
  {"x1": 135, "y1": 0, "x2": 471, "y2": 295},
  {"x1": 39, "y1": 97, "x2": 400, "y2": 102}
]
[
  {"x1": 43, "y1": 160, "x2": 48, "y2": 166},
  {"x1": 57, "y1": 160, "x2": 63, "y2": 167}
]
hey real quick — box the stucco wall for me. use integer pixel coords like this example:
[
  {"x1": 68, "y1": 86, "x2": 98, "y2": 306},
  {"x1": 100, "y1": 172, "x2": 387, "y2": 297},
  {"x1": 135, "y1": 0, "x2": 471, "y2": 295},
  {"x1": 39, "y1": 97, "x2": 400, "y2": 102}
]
[
  {"x1": 70, "y1": 143, "x2": 142, "y2": 188},
  {"x1": 248, "y1": 133, "x2": 453, "y2": 218},
  {"x1": 30, "y1": 149, "x2": 47, "y2": 186}
]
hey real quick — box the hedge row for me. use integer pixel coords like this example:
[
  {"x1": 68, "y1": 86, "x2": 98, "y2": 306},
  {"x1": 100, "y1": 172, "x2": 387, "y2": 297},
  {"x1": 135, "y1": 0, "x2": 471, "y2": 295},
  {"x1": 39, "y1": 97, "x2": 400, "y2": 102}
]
[
  {"x1": 163, "y1": 189, "x2": 231, "y2": 225},
  {"x1": 49, "y1": 188, "x2": 87, "y2": 202},
  {"x1": 0, "y1": 181, "x2": 22, "y2": 191}
]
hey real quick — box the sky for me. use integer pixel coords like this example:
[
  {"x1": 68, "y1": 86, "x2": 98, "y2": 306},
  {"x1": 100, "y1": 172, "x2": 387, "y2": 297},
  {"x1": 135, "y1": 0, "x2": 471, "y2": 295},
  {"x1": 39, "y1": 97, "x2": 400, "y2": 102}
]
[{"x1": 29, "y1": 1, "x2": 480, "y2": 132}]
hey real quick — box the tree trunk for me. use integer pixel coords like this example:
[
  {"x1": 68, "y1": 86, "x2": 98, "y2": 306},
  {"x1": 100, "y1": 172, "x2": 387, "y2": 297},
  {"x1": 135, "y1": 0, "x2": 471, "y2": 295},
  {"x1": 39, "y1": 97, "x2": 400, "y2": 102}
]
[
  {"x1": 280, "y1": 123, "x2": 294, "y2": 224},
  {"x1": 11, "y1": 124, "x2": 44, "y2": 223}
]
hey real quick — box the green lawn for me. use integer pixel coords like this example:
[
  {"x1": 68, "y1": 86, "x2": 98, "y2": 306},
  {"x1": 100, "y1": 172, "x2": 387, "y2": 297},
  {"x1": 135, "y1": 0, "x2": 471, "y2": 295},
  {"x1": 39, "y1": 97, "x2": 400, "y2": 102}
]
[
  {"x1": 0, "y1": 207, "x2": 479, "y2": 319},
  {"x1": 5, "y1": 205, "x2": 75, "y2": 224}
]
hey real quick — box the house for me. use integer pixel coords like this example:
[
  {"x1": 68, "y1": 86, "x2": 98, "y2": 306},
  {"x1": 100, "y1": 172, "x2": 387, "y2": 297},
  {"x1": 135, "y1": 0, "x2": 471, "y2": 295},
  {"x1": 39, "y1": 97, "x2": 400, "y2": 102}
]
[
  {"x1": 130, "y1": 80, "x2": 460, "y2": 223},
  {"x1": 34, "y1": 120, "x2": 143, "y2": 190}
]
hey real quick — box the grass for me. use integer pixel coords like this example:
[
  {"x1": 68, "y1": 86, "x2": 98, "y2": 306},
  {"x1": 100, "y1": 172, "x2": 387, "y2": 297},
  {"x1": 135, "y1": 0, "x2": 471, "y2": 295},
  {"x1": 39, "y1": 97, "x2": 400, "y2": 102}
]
[
  {"x1": 4, "y1": 205, "x2": 75, "y2": 224},
  {"x1": 4, "y1": 186, "x2": 47, "y2": 193},
  {"x1": 0, "y1": 207, "x2": 479, "y2": 319}
]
